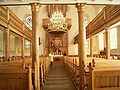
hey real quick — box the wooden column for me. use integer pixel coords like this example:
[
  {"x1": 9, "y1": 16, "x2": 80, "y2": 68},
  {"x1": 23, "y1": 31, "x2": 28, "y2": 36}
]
[
  {"x1": 4, "y1": 28, "x2": 10, "y2": 61},
  {"x1": 31, "y1": 3, "x2": 40, "y2": 90},
  {"x1": 76, "y1": 3, "x2": 86, "y2": 90},
  {"x1": 66, "y1": 32, "x2": 69, "y2": 56},
  {"x1": 30, "y1": 41, "x2": 32, "y2": 58},
  {"x1": 4, "y1": 7, "x2": 10, "y2": 61},
  {"x1": 90, "y1": 36, "x2": 93, "y2": 57},
  {"x1": 28, "y1": 65, "x2": 32, "y2": 90},
  {"x1": 21, "y1": 36, "x2": 25, "y2": 59},
  {"x1": 105, "y1": 29, "x2": 110, "y2": 59},
  {"x1": 45, "y1": 31, "x2": 49, "y2": 56}
]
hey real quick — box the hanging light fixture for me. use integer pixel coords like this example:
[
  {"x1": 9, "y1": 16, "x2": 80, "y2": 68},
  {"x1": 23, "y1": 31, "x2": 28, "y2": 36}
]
[{"x1": 47, "y1": 11, "x2": 68, "y2": 34}]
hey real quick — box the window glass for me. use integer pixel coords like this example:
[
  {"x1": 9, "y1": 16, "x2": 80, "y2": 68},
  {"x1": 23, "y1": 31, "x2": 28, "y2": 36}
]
[
  {"x1": 25, "y1": 40, "x2": 30, "y2": 48},
  {"x1": 110, "y1": 27, "x2": 117, "y2": 49},
  {"x1": 25, "y1": 15, "x2": 32, "y2": 30}
]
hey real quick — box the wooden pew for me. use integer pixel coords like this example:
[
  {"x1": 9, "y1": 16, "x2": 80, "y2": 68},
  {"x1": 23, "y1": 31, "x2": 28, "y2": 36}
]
[
  {"x1": 0, "y1": 56, "x2": 51, "y2": 89},
  {"x1": 88, "y1": 64, "x2": 120, "y2": 90},
  {"x1": 39, "y1": 57, "x2": 51, "y2": 86},
  {"x1": 0, "y1": 65, "x2": 32, "y2": 90},
  {"x1": 63, "y1": 56, "x2": 120, "y2": 90},
  {"x1": 0, "y1": 56, "x2": 5, "y2": 62},
  {"x1": 0, "y1": 57, "x2": 33, "y2": 90}
]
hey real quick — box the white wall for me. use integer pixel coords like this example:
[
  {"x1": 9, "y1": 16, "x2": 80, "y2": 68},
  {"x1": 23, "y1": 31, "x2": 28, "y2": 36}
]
[
  {"x1": 66, "y1": 5, "x2": 96, "y2": 55},
  {"x1": 9, "y1": 5, "x2": 47, "y2": 56},
  {"x1": 9, "y1": 5, "x2": 102, "y2": 56},
  {"x1": 93, "y1": 35, "x2": 99, "y2": 54},
  {"x1": 10, "y1": 34, "x2": 16, "y2": 56},
  {"x1": 39, "y1": 6, "x2": 47, "y2": 55}
]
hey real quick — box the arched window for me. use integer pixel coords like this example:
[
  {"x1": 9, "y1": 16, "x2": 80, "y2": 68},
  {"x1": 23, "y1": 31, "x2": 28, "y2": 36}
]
[
  {"x1": 25, "y1": 39, "x2": 30, "y2": 48},
  {"x1": 25, "y1": 15, "x2": 32, "y2": 30},
  {"x1": 110, "y1": 27, "x2": 117, "y2": 49}
]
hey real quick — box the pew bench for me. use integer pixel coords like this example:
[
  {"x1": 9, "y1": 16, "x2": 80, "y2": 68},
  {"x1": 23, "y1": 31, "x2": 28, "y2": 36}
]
[{"x1": 0, "y1": 67, "x2": 32, "y2": 90}]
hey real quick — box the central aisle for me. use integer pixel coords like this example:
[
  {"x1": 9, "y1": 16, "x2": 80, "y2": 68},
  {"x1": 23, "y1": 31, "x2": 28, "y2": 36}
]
[{"x1": 42, "y1": 61, "x2": 76, "y2": 90}]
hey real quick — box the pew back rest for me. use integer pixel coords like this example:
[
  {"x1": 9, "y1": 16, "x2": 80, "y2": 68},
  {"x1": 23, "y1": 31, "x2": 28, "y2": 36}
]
[
  {"x1": 0, "y1": 69, "x2": 29, "y2": 90},
  {"x1": 93, "y1": 69, "x2": 120, "y2": 90}
]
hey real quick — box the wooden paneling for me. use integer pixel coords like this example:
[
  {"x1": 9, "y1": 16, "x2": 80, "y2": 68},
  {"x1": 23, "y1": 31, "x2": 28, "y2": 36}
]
[
  {"x1": 105, "y1": 5, "x2": 120, "y2": 26},
  {"x1": 0, "y1": 6, "x2": 8, "y2": 27},
  {"x1": 0, "y1": 6, "x2": 32, "y2": 40},
  {"x1": 86, "y1": 5, "x2": 120, "y2": 39},
  {"x1": 0, "y1": 70, "x2": 29, "y2": 90},
  {"x1": 24, "y1": 25, "x2": 32, "y2": 40},
  {"x1": 47, "y1": 5, "x2": 67, "y2": 17},
  {"x1": 93, "y1": 70, "x2": 120, "y2": 90},
  {"x1": 74, "y1": 5, "x2": 120, "y2": 43}
]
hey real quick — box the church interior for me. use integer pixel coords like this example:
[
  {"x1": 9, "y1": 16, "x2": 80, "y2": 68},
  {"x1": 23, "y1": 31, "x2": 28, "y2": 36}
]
[{"x1": 0, "y1": 0, "x2": 120, "y2": 90}]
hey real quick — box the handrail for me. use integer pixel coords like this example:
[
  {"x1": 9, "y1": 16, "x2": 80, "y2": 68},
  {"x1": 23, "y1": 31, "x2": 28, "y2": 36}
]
[
  {"x1": 86, "y1": 5, "x2": 120, "y2": 38},
  {"x1": 74, "y1": 5, "x2": 120, "y2": 42},
  {"x1": 0, "y1": 6, "x2": 32, "y2": 40}
]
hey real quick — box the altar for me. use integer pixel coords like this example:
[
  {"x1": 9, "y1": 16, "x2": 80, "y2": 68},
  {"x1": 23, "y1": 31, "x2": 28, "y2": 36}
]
[{"x1": 53, "y1": 55, "x2": 63, "y2": 61}]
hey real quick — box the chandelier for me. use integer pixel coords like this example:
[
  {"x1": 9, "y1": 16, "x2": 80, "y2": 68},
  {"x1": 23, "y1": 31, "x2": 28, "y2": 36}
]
[{"x1": 47, "y1": 11, "x2": 68, "y2": 33}]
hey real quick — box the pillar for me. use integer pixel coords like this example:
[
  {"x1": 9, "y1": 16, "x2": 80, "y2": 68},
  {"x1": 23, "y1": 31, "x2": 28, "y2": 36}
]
[
  {"x1": 105, "y1": 29, "x2": 110, "y2": 59},
  {"x1": 21, "y1": 36, "x2": 25, "y2": 59},
  {"x1": 4, "y1": 28, "x2": 10, "y2": 61},
  {"x1": 66, "y1": 32, "x2": 69, "y2": 56},
  {"x1": 76, "y1": 3, "x2": 86, "y2": 90},
  {"x1": 31, "y1": 3, "x2": 40, "y2": 90},
  {"x1": 90, "y1": 36, "x2": 93, "y2": 57},
  {"x1": 4, "y1": 7, "x2": 10, "y2": 61},
  {"x1": 30, "y1": 41, "x2": 32, "y2": 58},
  {"x1": 45, "y1": 31, "x2": 49, "y2": 56}
]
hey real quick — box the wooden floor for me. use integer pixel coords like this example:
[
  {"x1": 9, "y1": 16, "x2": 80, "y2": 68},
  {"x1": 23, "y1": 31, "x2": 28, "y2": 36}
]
[{"x1": 42, "y1": 61, "x2": 76, "y2": 90}]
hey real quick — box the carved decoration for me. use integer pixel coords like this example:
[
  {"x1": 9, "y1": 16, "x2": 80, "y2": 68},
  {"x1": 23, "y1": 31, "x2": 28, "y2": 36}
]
[
  {"x1": 42, "y1": 18, "x2": 50, "y2": 30},
  {"x1": 48, "y1": 33, "x2": 68, "y2": 55},
  {"x1": 42, "y1": 18, "x2": 72, "y2": 34},
  {"x1": 65, "y1": 18, "x2": 72, "y2": 30},
  {"x1": 47, "y1": 5, "x2": 67, "y2": 17}
]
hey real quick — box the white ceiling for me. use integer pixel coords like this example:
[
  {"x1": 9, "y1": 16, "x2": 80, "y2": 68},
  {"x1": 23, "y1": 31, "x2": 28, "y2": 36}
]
[{"x1": 0, "y1": 0, "x2": 120, "y2": 5}]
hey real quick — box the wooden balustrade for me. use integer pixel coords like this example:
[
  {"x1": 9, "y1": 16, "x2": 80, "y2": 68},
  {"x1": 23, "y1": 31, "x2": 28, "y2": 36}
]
[
  {"x1": 63, "y1": 56, "x2": 120, "y2": 90},
  {"x1": 0, "y1": 6, "x2": 8, "y2": 27},
  {"x1": 40, "y1": 57, "x2": 51, "y2": 85},
  {"x1": 24, "y1": 25, "x2": 32, "y2": 40},
  {"x1": 90, "y1": 9, "x2": 105, "y2": 35},
  {"x1": 0, "y1": 6, "x2": 32, "y2": 40},
  {"x1": 74, "y1": 5, "x2": 120, "y2": 42},
  {"x1": 86, "y1": 5, "x2": 120, "y2": 39},
  {"x1": 105, "y1": 5, "x2": 120, "y2": 26},
  {"x1": 9, "y1": 10, "x2": 23, "y2": 32},
  {"x1": 63, "y1": 57, "x2": 80, "y2": 89}
]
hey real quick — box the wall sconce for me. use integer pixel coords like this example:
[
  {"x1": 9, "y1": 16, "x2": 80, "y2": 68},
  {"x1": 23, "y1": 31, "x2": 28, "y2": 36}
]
[{"x1": 39, "y1": 37, "x2": 41, "y2": 46}]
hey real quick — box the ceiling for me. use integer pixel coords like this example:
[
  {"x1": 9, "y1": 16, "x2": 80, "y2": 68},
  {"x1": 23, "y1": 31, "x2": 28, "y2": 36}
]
[{"x1": 0, "y1": 0, "x2": 120, "y2": 5}]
